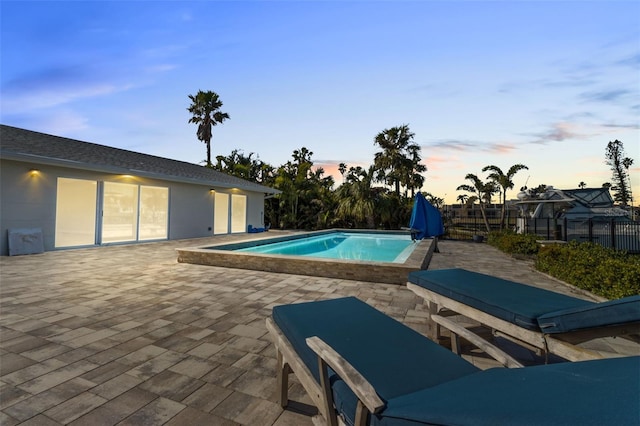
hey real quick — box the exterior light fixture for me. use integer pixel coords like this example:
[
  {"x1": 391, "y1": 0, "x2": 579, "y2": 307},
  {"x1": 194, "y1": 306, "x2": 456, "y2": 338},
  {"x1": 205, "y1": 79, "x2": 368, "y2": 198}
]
[{"x1": 29, "y1": 168, "x2": 40, "y2": 176}]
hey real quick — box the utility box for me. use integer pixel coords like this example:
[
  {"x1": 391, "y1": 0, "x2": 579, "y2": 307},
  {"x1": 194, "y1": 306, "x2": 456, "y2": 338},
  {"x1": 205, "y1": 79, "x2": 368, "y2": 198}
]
[{"x1": 8, "y1": 228, "x2": 44, "y2": 256}]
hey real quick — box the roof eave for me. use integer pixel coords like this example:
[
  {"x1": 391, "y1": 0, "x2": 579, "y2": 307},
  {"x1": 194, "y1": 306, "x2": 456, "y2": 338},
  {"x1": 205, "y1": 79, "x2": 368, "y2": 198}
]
[{"x1": 1, "y1": 151, "x2": 281, "y2": 195}]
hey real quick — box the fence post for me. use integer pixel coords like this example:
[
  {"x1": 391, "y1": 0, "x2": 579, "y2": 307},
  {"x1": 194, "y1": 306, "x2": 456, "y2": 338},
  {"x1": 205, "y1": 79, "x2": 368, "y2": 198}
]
[{"x1": 611, "y1": 218, "x2": 616, "y2": 250}]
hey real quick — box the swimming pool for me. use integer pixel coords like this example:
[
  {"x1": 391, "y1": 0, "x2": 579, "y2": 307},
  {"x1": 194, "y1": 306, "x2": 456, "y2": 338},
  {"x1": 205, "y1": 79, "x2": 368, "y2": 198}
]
[
  {"x1": 177, "y1": 229, "x2": 437, "y2": 284},
  {"x1": 235, "y1": 232, "x2": 416, "y2": 263}
]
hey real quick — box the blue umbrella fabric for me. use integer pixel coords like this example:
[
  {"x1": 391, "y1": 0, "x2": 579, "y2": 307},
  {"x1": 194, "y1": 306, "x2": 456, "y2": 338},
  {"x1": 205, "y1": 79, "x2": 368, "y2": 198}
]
[{"x1": 409, "y1": 193, "x2": 444, "y2": 240}]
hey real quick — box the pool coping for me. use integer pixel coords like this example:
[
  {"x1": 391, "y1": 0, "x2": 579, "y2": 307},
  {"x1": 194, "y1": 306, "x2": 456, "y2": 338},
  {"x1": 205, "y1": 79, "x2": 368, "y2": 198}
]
[{"x1": 176, "y1": 229, "x2": 438, "y2": 284}]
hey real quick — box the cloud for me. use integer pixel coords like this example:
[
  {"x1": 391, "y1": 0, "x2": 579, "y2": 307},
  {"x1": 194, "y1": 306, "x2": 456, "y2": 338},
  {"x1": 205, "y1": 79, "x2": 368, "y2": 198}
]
[
  {"x1": 1, "y1": 65, "x2": 133, "y2": 113},
  {"x1": 3, "y1": 109, "x2": 89, "y2": 136},
  {"x1": 425, "y1": 140, "x2": 516, "y2": 154},
  {"x1": 528, "y1": 121, "x2": 639, "y2": 146},
  {"x1": 580, "y1": 89, "x2": 632, "y2": 103},
  {"x1": 617, "y1": 53, "x2": 640, "y2": 67},
  {"x1": 145, "y1": 64, "x2": 179, "y2": 73},
  {"x1": 528, "y1": 122, "x2": 583, "y2": 145},
  {"x1": 601, "y1": 123, "x2": 640, "y2": 131}
]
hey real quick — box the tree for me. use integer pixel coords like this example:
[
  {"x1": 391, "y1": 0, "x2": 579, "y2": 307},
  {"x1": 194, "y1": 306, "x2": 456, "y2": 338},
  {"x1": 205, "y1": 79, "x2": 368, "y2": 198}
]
[
  {"x1": 423, "y1": 192, "x2": 444, "y2": 210},
  {"x1": 456, "y1": 194, "x2": 468, "y2": 206},
  {"x1": 605, "y1": 140, "x2": 634, "y2": 206},
  {"x1": 482, "y1": 163, "x2": 528, "y2": 229},
  {"x1": 578, "y1": 181, "x2": 587, "y2": 189},
  {"x1": 187, "y1": 90, "x2": 230, "y2": 167},
  {"x1": 336, "y1": 166, "x2": 378, "y2": 228},
  {"x1": 271, "y1": 147, "x2": 336, "y2": 230},
  {"x1": 373, "y1": 125, "x2": 424, "y2": 197},
  {"x1": 338, "y1": 163, "x2": 347, "y2": 184},
  {"x1": 214, "y1": 149, "x2": 273, "y2": 183},
  {"x1": 457, "y1": 174, "x2": 497, "y2": 233},
  {"x1": 406, "y1": 143, "x2": 427, "y2": 198}
]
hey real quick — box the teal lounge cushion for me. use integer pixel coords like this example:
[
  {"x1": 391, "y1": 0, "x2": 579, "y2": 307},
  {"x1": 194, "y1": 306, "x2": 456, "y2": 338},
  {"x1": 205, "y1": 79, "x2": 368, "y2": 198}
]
[
  {"x1": 408, "y1": 269, "x2": 593, "y2": 330},
  {"x1": 537, "y1": 295, "x2": 640, "y2": 333},
  {"x1": 272, "y1": 297, "x2": 479, "y2": 425},
  {"x1": 377, "y1": 356, "x2": 640, "y2": 426}
]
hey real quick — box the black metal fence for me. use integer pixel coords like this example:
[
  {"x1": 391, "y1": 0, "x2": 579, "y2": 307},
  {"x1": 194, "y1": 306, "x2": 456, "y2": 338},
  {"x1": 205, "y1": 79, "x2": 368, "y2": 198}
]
[
  {"x1": 524, "y1": 218, "x2": 640, "y2": 253},
  {"x1": 443, "y1": 216, "x2": 640, "y2": 254}
]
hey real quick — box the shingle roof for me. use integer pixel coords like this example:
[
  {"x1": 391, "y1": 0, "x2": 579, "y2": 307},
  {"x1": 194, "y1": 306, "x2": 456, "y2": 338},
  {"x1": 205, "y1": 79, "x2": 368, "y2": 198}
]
[{"x1": 0, "y1": 125, "x2": 279, "y2": 194}]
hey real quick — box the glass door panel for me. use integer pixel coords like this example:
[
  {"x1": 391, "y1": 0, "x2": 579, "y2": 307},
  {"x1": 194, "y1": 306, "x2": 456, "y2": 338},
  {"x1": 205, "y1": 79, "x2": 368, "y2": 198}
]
[
  {"x1": 231, "y1": 194, "x2": 247, "y2": 233},
  {"x1": 139, "y1": 186, "x2": 168, "y2": 240},
  {"x1": 55, "y1": 178, "x2": 97, "y2": 247},
  {"x1": 214, "y1": 192, "x2": 229, "y2": 234},
  {"x1": 102, "y1": 182, "x2": 138, "y2": 243}
]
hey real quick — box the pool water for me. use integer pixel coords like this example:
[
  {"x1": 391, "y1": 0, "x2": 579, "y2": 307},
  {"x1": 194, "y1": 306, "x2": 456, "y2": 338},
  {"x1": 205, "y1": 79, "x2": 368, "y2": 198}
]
[{"x1": 235, "y1": 232, "x2": 416, "y2": 263}]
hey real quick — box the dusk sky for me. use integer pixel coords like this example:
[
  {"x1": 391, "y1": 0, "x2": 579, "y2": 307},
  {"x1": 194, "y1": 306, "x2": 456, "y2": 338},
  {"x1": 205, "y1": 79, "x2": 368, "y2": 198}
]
[{"x1": 2, "y1": 1, "x2": 638, "y2": 204}]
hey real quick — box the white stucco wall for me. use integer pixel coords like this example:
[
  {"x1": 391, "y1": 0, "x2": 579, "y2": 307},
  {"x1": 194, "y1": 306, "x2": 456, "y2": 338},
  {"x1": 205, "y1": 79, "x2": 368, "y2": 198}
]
[{"x1": 0, "y1": 159, "x2": 267, "y2": 255}]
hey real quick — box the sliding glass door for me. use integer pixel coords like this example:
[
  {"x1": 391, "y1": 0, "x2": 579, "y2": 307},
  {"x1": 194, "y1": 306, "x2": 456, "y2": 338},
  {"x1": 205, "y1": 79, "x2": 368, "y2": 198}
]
[
  {"x1": 55, "y1": 178, "x2": 169, "y2": 248},
  {"x1": 55, "y1": 178, "x2": 97, "y2": 247}
]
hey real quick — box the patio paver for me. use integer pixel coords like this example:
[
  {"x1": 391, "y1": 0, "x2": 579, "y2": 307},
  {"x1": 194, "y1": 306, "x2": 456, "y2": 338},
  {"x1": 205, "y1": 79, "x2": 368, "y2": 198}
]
[{"x1": 1, "y1": 233, "x2": 637, "y2": 425}]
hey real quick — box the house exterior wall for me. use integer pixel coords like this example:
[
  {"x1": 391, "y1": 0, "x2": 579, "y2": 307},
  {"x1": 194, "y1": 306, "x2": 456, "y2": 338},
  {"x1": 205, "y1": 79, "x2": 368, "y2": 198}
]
[{"x1": 0, "y1": 159, "x2": 266, "y2": 255}]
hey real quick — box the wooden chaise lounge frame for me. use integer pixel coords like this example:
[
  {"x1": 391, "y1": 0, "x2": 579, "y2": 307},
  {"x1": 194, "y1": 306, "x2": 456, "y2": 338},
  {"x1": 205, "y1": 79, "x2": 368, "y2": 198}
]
[
  {"x1": 266, "y1": 296, "x2": 640, "y2": 426},
  {"x1": 267, "y1": 317, "x2": 380, "y2": 426},
  {"x1": 407, "y1": 269, "x2": 640, "y2": 364}
]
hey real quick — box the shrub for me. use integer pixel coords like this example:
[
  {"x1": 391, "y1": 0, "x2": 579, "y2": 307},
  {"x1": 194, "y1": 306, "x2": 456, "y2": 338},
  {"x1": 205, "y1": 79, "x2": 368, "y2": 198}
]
[
  {"x1": 535, "y1": 241, "x2": 640, "y2": 299},
  {"x1": 487, "y1": 230, "x2": 540, "y2": 256}
]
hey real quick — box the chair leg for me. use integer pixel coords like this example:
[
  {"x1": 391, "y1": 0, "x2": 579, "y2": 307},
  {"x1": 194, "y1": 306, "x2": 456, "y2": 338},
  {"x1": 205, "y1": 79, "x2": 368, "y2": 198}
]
[
  {"x1": 354, "y1": 401, "x2": 370, "y2": 426},
  {"x1": 317, "y1": 356, "x2": 339, "y2": 426},
  {"x1": 427, "y1": 301, "x2": 441, "y2": 340},
  {"x1": 277, "y1": 350, "x2": 291, "y2": 408}
]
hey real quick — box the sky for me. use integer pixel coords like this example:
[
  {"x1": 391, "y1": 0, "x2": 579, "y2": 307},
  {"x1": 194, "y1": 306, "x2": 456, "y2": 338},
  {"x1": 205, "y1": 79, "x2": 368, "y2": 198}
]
[{"x1": 1, "y1": 0, "x2": 639, "y2": 205}]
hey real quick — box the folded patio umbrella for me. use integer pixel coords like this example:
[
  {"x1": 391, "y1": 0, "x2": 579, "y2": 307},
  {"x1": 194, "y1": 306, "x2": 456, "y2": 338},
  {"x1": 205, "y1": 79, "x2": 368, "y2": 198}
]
[{"x1": 409, "y1": 192, "x2": 444, "y2": 240}]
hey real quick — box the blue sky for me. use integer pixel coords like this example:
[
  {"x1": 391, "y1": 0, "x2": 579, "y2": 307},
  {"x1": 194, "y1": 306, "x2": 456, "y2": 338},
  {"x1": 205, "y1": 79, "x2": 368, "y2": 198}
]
[{"x1": 2, "y1": 0, "x2": 639, "y2": 204}]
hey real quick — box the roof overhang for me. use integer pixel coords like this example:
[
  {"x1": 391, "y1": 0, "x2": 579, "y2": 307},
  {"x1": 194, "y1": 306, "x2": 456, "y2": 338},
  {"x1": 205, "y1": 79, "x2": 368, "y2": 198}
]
[{"x1": 1, "y1": 151, "x2": 281, "y2": 195}]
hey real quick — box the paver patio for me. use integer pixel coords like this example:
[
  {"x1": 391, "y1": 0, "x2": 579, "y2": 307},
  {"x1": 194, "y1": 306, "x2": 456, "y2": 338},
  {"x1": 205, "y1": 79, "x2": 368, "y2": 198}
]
[{"x1": 1, "y1": 232, "x2": 638, "y2": 425}]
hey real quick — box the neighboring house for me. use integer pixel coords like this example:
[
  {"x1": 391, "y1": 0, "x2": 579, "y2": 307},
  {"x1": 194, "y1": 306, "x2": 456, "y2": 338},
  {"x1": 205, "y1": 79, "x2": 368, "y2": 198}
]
[{"x1": 0, "y1": 125, "x2": 280, "y2": 256}]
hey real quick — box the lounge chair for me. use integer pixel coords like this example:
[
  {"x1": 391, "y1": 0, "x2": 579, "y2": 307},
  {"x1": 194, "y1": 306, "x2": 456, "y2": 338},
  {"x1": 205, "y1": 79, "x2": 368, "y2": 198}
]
[
  {"x1": 407, "y1": 268, "x2": 640, "y2": 364},
  {"x1": 266, "y1": 296, "x2": 639, "y2": 426}
]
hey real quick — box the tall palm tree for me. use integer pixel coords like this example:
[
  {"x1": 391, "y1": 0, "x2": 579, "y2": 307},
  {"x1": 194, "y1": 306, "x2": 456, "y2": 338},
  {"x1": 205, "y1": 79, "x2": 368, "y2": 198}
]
[
  {"x1": 373, "y1": 125, "x2": 423, "y2": 197},
  {"x1": 338, "y1": 163, "x2": 348, "y2": 184},
  {"x1": 187, "y1": 90, "x2": 230, "y2": 167},
  {"x1": 457, "y1": 173, "x2": 496, "y2": 233},
  {"x1": 406, "y1": 143, "x2": 426, "y2": 198},
  {"x1": 482, "y1": 164, "x2": 528, "y2": 229}
]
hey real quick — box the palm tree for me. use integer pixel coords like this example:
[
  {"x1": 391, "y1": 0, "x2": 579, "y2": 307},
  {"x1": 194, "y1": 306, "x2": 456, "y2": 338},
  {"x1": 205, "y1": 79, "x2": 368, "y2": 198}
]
[
  {"x1": 373, "y1": 125, "x2": 423, "y2": 197},
  {"x1": 338, "y1": 162, "x2": 347, "y2": 184},
  {"x1": 482, "y1": 164, "x2": 528, "y2": 229},
  {"x1": 336, "y1": 166, "x2": 378, "y2": 228},
  {"x1": 578, "y1": 181, "x2": 587, "y2": 189},
  {"x1": 406, "y1": 143, "x2": 426, "y2": 198},
  {"x1": 457, "y1": 173, "x2": 496, "y2": 233},
  {"x1": 456, "y1": 194, "x2": 468, "y2": 206},
  {"x1": 187, "y1": 90, "x2": 230, "y2": 167}
]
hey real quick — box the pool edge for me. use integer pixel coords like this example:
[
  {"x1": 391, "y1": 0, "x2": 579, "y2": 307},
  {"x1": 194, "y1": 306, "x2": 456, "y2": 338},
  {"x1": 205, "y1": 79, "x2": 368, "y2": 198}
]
[{"x1": 176, "y1": 232, "x2": 437, "y2": 284}]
